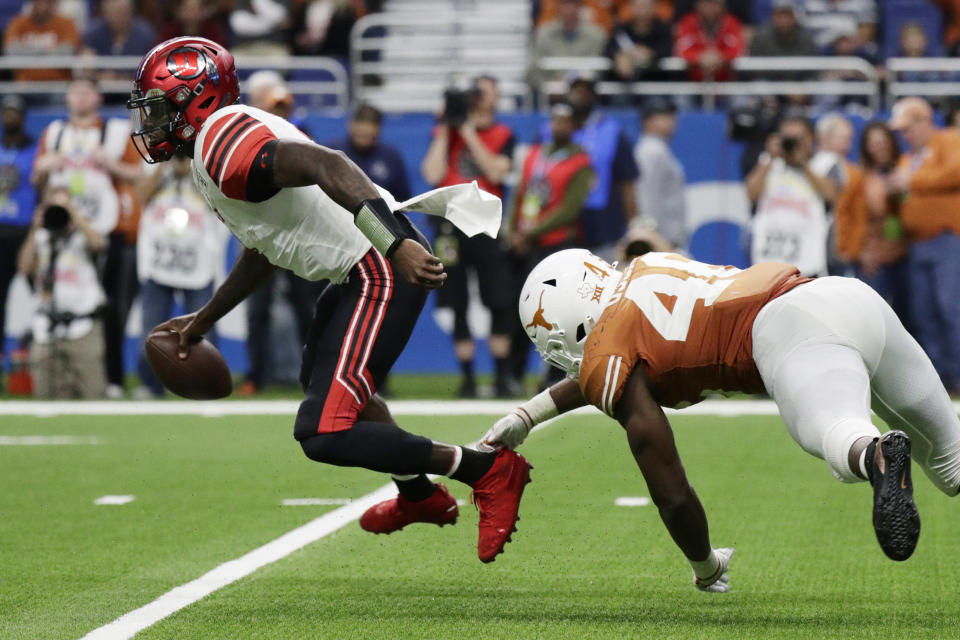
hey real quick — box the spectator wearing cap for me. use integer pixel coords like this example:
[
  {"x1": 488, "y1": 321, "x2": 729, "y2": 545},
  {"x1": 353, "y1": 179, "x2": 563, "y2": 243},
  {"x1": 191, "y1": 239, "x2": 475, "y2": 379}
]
[
  {"x1": 674, "y1": 0, "x2": 745, "y2": 82},
  {"x1": 540, "y1": 75, "x2": 638, "y2": 262},
  {"x1": 530, "y1": 0, "x2": 608, "y2": 90},
  {"x1": 505, "y1": 98, "x2": 594, "y2": 388},
  {"x1": 3, "y1": 0, "x2": 81, "y2": 83},
  {"x1": 887, "y1": 97, "x2": 960, "y2": 391},
  {"x1": 605, "y1": 0, "x2": 673, "y2": 84},
  {"x1": 83, "y1": 0, "x2": 157, "y2": 57},
  {"x1": 803, "y1": 0, "x2": 876, "y2": 50},
  {"x1": 749, "y1": 0, "x2": 818, "y2": 75},
  {"x1": 633, "y1": 100, "x2": 687, "y2": 250},
  {"x1": 236, "y1": 70, "x2": 325, "y2": 396},
  {"x1": 0, "y1": 96, "x2": 38, "y2": 383}
]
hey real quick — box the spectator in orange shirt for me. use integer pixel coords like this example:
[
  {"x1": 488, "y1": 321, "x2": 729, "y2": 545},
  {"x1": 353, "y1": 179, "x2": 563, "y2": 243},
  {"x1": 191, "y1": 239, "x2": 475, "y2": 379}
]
[
  {"x1": 537, "y1": 0, "x2": 632, "y2": 33},
  {"x1": 3, "y1": 0, "x2": 81, "y2": 82},
  {"x1": 674, "y1": 0, "x2": 745, "y2": 82},
  {"x1": 834, "y1": 122, "x2": 909, "y2": 324},
  {"x1": 888, "y1": 97, "x2": 960, "y2": 391}
]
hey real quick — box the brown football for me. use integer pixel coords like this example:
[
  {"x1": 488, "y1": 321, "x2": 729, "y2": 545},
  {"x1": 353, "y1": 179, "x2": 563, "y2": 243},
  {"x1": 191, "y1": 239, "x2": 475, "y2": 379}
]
[{"x1": 145, "y1": 329, "x2": 233, "y2": 400}]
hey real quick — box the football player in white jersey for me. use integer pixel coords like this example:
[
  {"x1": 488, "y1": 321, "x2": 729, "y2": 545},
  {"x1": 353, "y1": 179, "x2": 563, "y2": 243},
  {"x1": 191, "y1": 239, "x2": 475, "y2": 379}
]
[{"x1": 127, "y1": 37, "x2": 531, "y2": 563}]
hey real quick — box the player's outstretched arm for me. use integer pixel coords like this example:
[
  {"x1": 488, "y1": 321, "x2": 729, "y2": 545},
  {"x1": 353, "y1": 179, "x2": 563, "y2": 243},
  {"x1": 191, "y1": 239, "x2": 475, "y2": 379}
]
[
  {"x1": 480, "y1": 378, "x2": 587, "y2": 450},
  {"x1": 270, "y1": 139, "x2": 446, "y2": 289},
  {"x1": 615, "y1": 367, "x2": 733, "y2": 592},
  {"x1": 156, "y1": 247, "x2": 276, "y2": 359}
]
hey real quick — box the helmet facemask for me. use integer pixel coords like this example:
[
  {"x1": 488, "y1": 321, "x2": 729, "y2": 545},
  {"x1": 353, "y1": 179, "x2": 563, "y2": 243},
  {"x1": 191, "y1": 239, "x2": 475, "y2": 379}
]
[{"x1": 127, "y1": 88, "x2": 190, "y2": 163}]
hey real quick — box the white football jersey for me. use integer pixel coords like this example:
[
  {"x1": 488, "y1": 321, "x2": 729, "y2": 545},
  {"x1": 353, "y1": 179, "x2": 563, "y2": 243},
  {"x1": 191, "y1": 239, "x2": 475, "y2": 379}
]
[{"x1": 191, "y1": 104, "x2": 372, "y2": 283}]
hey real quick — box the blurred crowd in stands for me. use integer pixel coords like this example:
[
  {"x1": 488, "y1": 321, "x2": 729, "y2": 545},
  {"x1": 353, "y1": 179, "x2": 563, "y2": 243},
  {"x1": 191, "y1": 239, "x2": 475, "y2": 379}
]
[
  {"x1": 2, "y1": 0, "x2": 960, "y2": 400},
  {"x1": 3, "y1": 1, "x2": 960, "y2": 99}
]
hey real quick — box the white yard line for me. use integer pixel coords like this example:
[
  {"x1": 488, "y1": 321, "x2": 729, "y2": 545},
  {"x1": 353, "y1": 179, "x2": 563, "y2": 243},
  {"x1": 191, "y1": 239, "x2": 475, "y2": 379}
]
[
  {"x1": 94, "y1": 495, "x2": 135, "y2": 506},
  {"x1": 78, "y1": 483, "x2": 400, "y2": 640},
  {"x1": 77, "y1": 415, "x2": 565, "y2": 640},
  {"x1": 0, "y1": 435, "x2": 100, "y2": 445},
  {"x1": 614, "y1": 496, "x2": 651, "y2": 507},
  {"x1": 281, "y1": 498, "x2": 352, "y2": 506}
]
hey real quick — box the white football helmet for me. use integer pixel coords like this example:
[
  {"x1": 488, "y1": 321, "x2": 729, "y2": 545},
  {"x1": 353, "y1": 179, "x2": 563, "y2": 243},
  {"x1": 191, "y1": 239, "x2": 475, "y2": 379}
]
[{"x1": 518, "y1": 249, "x2": 619, "y2": 379}]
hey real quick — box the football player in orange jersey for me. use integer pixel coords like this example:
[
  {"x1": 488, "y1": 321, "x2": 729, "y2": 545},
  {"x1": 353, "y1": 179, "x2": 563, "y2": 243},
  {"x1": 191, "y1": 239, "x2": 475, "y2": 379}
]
[{"x1": 483, "y1": 249, "x2": 960, "y2": 590}]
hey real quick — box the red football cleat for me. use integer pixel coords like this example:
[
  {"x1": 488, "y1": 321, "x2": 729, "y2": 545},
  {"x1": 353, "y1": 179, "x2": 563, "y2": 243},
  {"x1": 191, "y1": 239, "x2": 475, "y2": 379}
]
[
  {"x1": 470, "y1": 449, "x2": 533, "y2": 563},
  {"x1": 360, "y1": 483, "x2": 459, "y2": 534}
]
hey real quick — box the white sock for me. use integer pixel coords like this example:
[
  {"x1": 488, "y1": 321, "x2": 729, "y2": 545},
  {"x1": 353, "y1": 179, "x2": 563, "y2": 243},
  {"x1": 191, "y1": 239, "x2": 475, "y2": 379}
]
[{"x1": 391, "y1": 474, "x2": 418, "y2": 482}]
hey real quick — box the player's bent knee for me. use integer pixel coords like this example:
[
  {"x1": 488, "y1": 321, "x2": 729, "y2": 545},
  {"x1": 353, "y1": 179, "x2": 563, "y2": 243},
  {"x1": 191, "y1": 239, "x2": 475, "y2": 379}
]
[{"x1": 300, "y1": 432, "x2": 338, "y2": 464}]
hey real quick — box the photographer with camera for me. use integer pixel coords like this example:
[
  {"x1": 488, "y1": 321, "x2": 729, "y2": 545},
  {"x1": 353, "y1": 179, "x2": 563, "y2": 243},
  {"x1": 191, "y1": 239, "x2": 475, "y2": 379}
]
[
  {"x1": 746, "y1": 116, "x2": 840, "y2": 276},
  {"x1": 16, "y1": 186, "x2": 106, "y2": 398},
  {"x1": 421, "y1": 75, "x2": 518, "y2": 398}
]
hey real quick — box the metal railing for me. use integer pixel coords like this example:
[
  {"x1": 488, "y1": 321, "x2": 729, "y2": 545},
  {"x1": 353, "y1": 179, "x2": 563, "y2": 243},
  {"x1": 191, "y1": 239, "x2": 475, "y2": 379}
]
[
  {"x1": 7, "y1": 52, "x2": 960, "y2": 114},
  {"x1": 539, "y1": 56, "x2": 880, "y2": 112},
  {"x1": 350, "y1": 12, "x2": 533, "y2": 111},
  {"x1": 886, "y1": 57, "x2": 960, "y2": 104},
  {"x1": 0, "y1": 55, "x2": 351, "y2": 111}
]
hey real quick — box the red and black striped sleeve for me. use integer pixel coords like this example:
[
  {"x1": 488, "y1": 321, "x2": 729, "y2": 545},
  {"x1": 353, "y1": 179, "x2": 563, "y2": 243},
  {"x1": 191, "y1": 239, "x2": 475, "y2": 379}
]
[{"x1": 199, "y1": 111, "x2": 278, "y2": 201}]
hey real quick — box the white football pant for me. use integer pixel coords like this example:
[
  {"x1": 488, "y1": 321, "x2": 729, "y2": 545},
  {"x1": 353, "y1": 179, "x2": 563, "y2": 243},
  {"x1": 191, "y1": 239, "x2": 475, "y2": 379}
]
[{"x1": 752, "y1": 276, "x2": 960, "y2": 495}]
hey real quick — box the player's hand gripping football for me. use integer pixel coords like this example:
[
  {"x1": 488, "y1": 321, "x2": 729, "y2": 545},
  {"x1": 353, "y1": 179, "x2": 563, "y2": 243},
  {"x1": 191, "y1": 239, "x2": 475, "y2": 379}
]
[
  {"x1": 693, "y1": 547, "x2": 735, "y2": 593},
  {"x1": 479, "y1": 413, "x2": 530, "y2": 451},
  {"x1": 154, "y1": 312, "x2": 214, "y2": 360},
  {"x1": 391, "y1": 239, "x2": 447, "y2": 289}
]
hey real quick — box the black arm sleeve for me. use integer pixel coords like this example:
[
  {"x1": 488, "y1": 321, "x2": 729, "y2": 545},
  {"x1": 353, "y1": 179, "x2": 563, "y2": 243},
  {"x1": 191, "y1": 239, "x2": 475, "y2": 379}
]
[{"x1": 245, "y1": 139, "x2": 282, "y2": 203}]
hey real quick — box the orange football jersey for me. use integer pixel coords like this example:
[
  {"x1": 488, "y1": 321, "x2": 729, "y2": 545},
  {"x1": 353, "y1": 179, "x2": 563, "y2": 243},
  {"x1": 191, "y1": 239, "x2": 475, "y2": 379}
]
[{"x1": 580, "y1": 253, "x2": 810, "y2": 413}]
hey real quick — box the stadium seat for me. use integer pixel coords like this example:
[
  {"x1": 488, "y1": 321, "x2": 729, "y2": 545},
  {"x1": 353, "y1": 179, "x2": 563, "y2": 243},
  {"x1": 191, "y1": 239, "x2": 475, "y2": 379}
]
[
  {"x1": 0, "y1": 0, "x2": 23, "y2": 31},
  {"x1": 883, "y1": 0, "x2": 944, "y2": 59}
]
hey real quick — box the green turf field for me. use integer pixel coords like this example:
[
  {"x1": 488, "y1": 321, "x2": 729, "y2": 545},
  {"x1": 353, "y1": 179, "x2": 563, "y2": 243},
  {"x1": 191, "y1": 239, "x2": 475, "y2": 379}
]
[{"x1": 2, "y1": 409, "x2": 958, "y2": 639}]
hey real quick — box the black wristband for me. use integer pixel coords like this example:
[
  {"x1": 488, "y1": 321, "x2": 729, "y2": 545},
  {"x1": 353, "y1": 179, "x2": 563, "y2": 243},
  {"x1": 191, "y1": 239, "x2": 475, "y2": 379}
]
[{"x1": 353, "y1": 198, "x2": 412, "y2": 258}]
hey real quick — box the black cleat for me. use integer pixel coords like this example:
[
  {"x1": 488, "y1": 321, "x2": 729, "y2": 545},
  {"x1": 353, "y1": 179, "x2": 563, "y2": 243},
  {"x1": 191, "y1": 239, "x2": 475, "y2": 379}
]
[{"x1": 866, "y1": 430, "x2": 921, "y2": 561}]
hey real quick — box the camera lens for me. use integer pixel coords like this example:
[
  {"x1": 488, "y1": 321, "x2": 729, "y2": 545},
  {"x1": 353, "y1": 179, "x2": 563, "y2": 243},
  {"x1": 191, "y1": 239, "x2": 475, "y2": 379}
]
[{"x1": 42, "y1": 205, "x2": 70, "y2": 231}]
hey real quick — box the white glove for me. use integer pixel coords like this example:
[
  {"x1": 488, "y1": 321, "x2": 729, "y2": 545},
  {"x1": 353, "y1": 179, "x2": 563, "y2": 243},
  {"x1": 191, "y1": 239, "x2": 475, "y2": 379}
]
[
  {"x1": 479, "y1": 413, "x2": 531, "y2": 451},
  {"x1": 692, "y1": 547, "x2": 735, "y2": 593}
]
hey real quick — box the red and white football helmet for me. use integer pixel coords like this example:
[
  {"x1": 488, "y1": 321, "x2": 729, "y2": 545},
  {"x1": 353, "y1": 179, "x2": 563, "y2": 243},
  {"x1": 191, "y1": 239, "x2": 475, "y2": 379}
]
[
  {"x1": 127, "y1": 37, "x2": 239, "y2": 163},
  {"x1": 518, "y1": 249, "x2": 619, "y2": 378}
]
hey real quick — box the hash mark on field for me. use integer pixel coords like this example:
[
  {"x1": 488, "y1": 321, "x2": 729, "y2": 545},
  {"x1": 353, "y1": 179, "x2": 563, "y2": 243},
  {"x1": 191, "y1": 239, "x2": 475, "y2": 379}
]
[
  {"x1": 282, "y1": 498, "x2": 352, "y2": 506},
  {"x1": 0, "y1": 435, "x2": 100, "y2": 445},
  {"x1": 95, "y1": 495, "x2": 135, "y2": 506},
  {"x1": 79, "y1": 419, "x2": 571, "y2": 639},
  {"x1": 614, "y1": 496, "x2": 651, "y2": 507}
]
